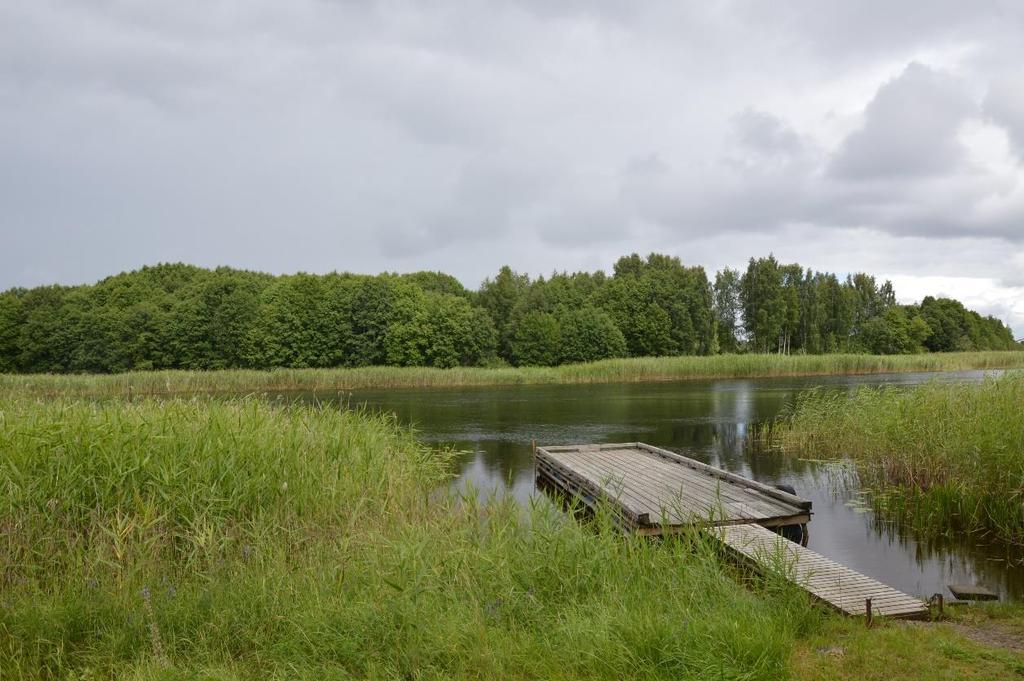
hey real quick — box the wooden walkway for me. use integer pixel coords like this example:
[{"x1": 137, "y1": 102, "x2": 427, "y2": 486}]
[
  {"x1": 535, "y1": 442, "x2": 929, "y2": 620},
  {"x1": 716, "y1": 524, "x2": 929, "y2": 619},
  {"x1": 535, "y1": 442, "x2": 811, "y2": 534}
]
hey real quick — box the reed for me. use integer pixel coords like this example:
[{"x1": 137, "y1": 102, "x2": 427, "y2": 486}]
[
  {"x1": 771, "y1": 372, "x2": 1024, "y2": 545},
  {"x1": 2, "y1": 350, "x2": 1022, "y2": 397},
  {"x1": 0, "y1": 397, "x2": 818, "y2": 679}
]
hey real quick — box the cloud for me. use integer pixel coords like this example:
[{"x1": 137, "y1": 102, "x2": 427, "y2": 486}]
[
  {"x1": 984, "y1": 74, "x2": 1024, "y2": 159},
  {"x1": 732, "y1": 110, "x2": 805, "y2": 159},
  {"x1": 0, "y1": 0, "x2": 1022, "y2": 332},
  {"x1": 829, "y1": 63, "x2": 974, "y2": 180}
]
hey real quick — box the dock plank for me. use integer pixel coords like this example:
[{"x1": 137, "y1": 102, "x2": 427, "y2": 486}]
[
  {"x1": 574, "y1": 449, "x2": 770, "y2": 523},
  {"x1": 714, "y1": 523, "x2": 928, "y2": 619},
  {"x1": 557, "y1": 450, "x2": 721, "y2": 520},
  {"x1": 535, "y1": 442, "x2": 809, "y2": 532},
  {"x1": 580, "y1": 448, "x2": 784, "y2": 520},
  {"x1": 536, "y1": 442, "x2": 926, "y2": 620}
]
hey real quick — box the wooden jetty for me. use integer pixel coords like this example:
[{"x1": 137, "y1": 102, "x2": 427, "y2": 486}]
[
  {"x1": 535, "y1": 442, "x2": 929, "y2": 620},
  {"x1": 535, "y1": 442, "x2": 811, "y2": 534},
  {"x1": 716, "y1": 524, "x2": 928, "y2": 619}
]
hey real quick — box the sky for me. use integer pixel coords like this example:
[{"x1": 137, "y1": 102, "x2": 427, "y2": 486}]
[{"x1": 1, "y1": 1, "x2": 1023, "y2": 336}]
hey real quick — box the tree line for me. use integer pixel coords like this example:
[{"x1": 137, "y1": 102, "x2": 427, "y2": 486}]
[{"x1": 0, "y1": 254, "x2": 1016, "y2": 373}]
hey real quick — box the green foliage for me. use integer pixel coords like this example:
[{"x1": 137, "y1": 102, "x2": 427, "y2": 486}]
[
  {"x1": 740, "y1": 256, "x2": 786, "y2": 353},
  {"x1": 713, "y1": 268, "x2": 742, "y2": 353},
  {"x1": 858, "y1": 306, "x2": 931, "y2": 355},
  {"x1": 168, "y1": 267, "x2": 267, "y2": 369},
  {"x1": 0, "y1": 291, "x2": 21, "y2": 373},
  {"x1": 245, "y1": 273, "x2": 351, "y2": 368},
  {"x1": 0, "y1": 256, "x2": 1015, "y2": 374},
  {"x1": 774, "y1": 373, "x2": 1024, "y2": 544},
  {"x1": 16, "y1": 285, "x2": 72, "y2": 372},
  {"x1": 478, "y1": 265, "x2": 530, "y2": 356},
  {"x1": 558, "y1": 306, "x2": 627, "y2": 364},
  {"x1": 918, "y1": 296, "x2": 1015, "y2": 352},
  {"x1": 733, "y1": 257, "x2": 1010, "y2": 358},
  {"x1": 384, "y1": 289, "x2": 497, "y2": 368},
  {"x1": 509, "y1": 311, "x2": 562, "y2": 366},
  {"x1": 345, "y1": 276, "x2": 406, "y2": 366},
  {"x1": 400, "y1": 270, "x2": 472, "y2": 299},
  {"x1": 598, "y1": 253, "x2": 714, "y2": 357},
  {"x1": 0, "y1": 397, "x2": 822, "y2": 679}
]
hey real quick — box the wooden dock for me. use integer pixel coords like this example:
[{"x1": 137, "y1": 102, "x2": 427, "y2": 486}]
[
  {"x1": 716, "y1": 523, "x2": 929, "y2": 619},
  {"x1": 535, "y1": 442, "x2": 811, "y2": 534},
  {"x1": 535, "y1": 442, "x2": 929, "y2": 620}
]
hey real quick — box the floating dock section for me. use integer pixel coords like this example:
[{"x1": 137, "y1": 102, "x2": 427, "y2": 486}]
[
  {"x1": 535, "y1": 442, "x2": 929, "y2": 620},
  {"x1": 535, "y1": 442, "x2": 811, "y2": 534},
  {"x1": 716, "y1": 523, "x2": 929, "y2": 619}
]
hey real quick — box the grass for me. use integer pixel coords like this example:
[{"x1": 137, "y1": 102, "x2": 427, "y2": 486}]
[
  {"x1": 1, "y1": 351, "x2": 1023, "y2": 397},
  {"x1": 3, "y1": 396, "x2": 1021, "y2": 679},
  {"x1": 790, "y1": 603, "x2": 1024, "y2": 680},
  {"x1": 770, "y1": 372, "x2": 1024, "y2": 546},
  {"x1": 0, "y1": 397, "x2": 822, "y2": 680}
]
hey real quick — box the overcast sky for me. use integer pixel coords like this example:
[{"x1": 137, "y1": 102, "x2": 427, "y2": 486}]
[{"x1": 2, "y1": 1, "x2": 1023, "y2": 335}]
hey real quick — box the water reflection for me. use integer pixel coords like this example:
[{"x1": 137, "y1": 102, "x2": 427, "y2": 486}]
[{"x1": 282, "y1": 369, "x2": 1021, "y2": 601}]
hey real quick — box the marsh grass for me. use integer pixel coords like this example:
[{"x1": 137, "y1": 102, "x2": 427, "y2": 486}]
[
  {"x1": 0, "y1": 397, "x2": 821, "y2": 680},
  {"x1": 2, "y1": 351, "x2": 1023, "y2": 397},
  {"x1": 770, "y1": 373, "x2": 1024, "y2": 545}
]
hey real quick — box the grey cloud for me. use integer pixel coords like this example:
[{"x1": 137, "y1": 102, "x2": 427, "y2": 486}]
[
  {"x1": 535, "y1": 202, "x2": 632, "y2": 247},
  {"x1": 1001, "y1": 258, "x2": 1024, "y2": 288},
  {"x1": 739, "y1": 1, "x2": 1022, "y2": 63},
  {"x1": 732, "y1": 110, "x2": 804, "y2": 158},
  {"x1": 612, "y1": 64, "x2": 1024, "y2": 246},
  {"x1": 622, "y1": 154, "x2": 669, "y2": 178},
  {"x1": 1, "y1": 1, "x2": 1024, "y2": 331},
  {"x1": 829, "y1": 63, "x2": 974, "y2": 180},
  {"x1": 377, "y1": 153, "x2": 553, "y2": 254},
  {"x1": 984, "y1": 75, "x2": 1024, "y2": 159}
]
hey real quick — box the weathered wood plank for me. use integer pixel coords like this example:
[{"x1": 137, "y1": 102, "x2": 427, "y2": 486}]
[
  {"x1": 535, "y1": 454, "x2": 647, "y2": 527},
  {"x1": 557, "y1": 449, "x2": 724, "y2": 520},
  {"x1": 616, "y1": 446, "x2": 803, "y2": 517},
  {"x1": 535, "y1": 442, "x2": 810, "y2": 533},
  {"x1": 637, "y1": 443, "x2": 811, "y2": 510},
  {"x1": 541, "y1": 452, "x2": 663, "y2": 519},
  {"x1": 554, "y1": 446, "x2": 780, "y2": 515},
  {"x1": 579, "y1": 447, "x2": 786, "y2": 520},
  {"x1": 573, "y1": 450, "x2": 767, "y2": 524},
  {"x1": 714, "y1": 523, "x2": 928, "y2": 619}
]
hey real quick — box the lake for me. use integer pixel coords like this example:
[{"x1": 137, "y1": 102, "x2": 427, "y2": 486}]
[{"x1": 287, "y1": 369, "x2": 1023, "y2": 601}]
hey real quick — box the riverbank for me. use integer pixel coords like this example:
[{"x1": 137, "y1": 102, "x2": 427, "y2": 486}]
[
  {"x1": 2, "y1": 396, "x2": 1021, "y2": 679},
  {"x1": 0, "y1": 396, "x2": 812, "y2": 679},
  {"x1": 771, "y1": 372, "x2": 1024, "y2": 546},
  {"x1": 2, "y1": 350, "x2": 1023, "y2": 396}
]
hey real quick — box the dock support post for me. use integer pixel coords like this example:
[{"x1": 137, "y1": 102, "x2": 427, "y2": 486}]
[{"x1": 865, "y1": 598, "x2": 873, "y2": 628}]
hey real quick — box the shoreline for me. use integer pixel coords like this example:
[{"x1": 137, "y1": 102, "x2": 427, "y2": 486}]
[{"x1": 1, "y1": 351, "x2": 1022, "y2": 397}]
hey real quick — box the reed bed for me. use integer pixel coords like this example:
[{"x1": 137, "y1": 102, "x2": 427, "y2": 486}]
[
  {"x1": 771, "y1": 373, "x2": 1024, "y2": 545},
  {"x1": 0, "y1": 397, "x2": 818, "y2": 680},
  {"x1": 2, "y1": 350, "x2": 1022, "y2": 397}
]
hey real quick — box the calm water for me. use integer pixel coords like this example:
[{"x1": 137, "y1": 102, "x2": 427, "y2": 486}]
[{"x1": 289, "y1": 370, "x2": 1023, "y2": 601}]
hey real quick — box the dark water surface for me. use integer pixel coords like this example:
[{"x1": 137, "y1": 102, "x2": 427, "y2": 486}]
[{"x1": 290, "y1": 370, "x2": 1023, "y2": 601}]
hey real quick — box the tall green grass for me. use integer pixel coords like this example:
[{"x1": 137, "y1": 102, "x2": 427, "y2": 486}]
[
  {"x1": 771, "y1": 373, "x2": 1024, "y2": 545},
  {"x1": 0, "y1": 397, "x2": 818, "y2": 680},
  {"x1": 2, "y1": 350, "x2": 1023, "y2": 397}
]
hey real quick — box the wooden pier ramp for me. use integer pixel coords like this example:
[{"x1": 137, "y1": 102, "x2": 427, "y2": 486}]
[
  {"x1": 535, "y1": 442, "x2": 929, "y2": 620},
  {"x1": 716, "y1": 524, "x2": 928, "y2": 619}
]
